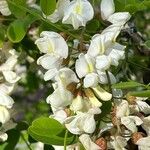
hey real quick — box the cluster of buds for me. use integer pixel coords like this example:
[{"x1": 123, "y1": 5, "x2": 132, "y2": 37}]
[{"x1": 0, "y1": 44, "x2": 20, "y2": 141}]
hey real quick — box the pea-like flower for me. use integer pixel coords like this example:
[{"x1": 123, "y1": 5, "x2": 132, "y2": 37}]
[
  {"x1": 79, "y1": 134, "x2": 101, "y2": 150},
  {"x1": 65, "y1": 108, "x2": 101, "y2": 134},
  {"x1": 47, "y1": 0, "x2": 70, "y2": 23},
  {"x1": 62, "y1": 0, "x2": 94, "y2": 29},
  {"x1": 0, "y1": 0, "x2": 11, "y2": 16},
  {"x1": 35, "y1": 31, "x2": 68, "y2": 59},
  {"x1": 100, "y1": 0, "x2": 131, "y2": 25}
]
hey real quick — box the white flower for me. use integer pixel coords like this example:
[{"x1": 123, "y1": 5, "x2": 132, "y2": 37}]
[
  {"x1": 109, "y1": 136, "x2": 128, "y2": 150},
  {"x1": 83, "y1": 73, "x2": 99, "y2": 88},
  {"x1": 0, "y1": 105, "x2": 10, "y2": 124},
  {"x1": 46, "y1": 86, "x2": 73, "y2": 108},
  {"x1": 70, "y1": 94, "x2": 91, "y2": 112},
  {"x1": 50, "y1": 109, "x2": 68, "y2": 124},
  {"x1": 92, "y1": 86, "x2": 112, "y2": 101},
  {"x1": 79, "y1": 134, "x2": 100, "y2": 150},
  {"x1": 107, "y1": 12, "x2": 131, "y2": 26},
  {"x1": 46, "y1": 68, "x2": 79, "y2": 108},
  {"x1": 100, "y1": 0, "x2": 131, "y2": 25},
  {"x1": 84, "y1": 88, "x2": 102, "y2": 108},
  {"x1": 55, "y1": 68, "x2": 79, "y2": 87},
  {"x1": 47, "y1": 0, "x2": 70, "y2": 23},
  {"x1": 100, "y1": 0, "x2": 115, "y2": 20},
  {"x1": 116, "y1": 100, "x2": 130, "y2": 118},
  {"x1": 35, "y1": 31, "x2": 68, "y2": 59},
  {"x1": 121, "y1": 116, "x2": 143, "y2": 133},
  {"x1": 136, "y1": 136, "x2": 150, "y2": 150},
  {"x1": 0, "y1": 0, "x2": 11, "y2": 16},
  {"x1": 142, "y1": 116, "x2": 150, "y2": 136},
  {"x1": 87, "y1": 25, "x2": 125, "y2": 59},
  {"x1": 96, "y1": 55, "x2": 111, "y2": 71},
  {"x1": 70, "y1": 89, "x2": 102, "y2": 112},
  {"x1": 65, "y1": 108, "x2": 101, "y2": 134},
  {"x1": 75, "y1": 53, "x2": 95, "y2": 78},
  {"x1": 0, "y1": 90, "x2": 14, "y2": 109},
  {"x1": 0, "y1": 132, "x2": 8, "y2": 142},
  {"x1": 98, "y1": 71, "x2": 116, "y2": 84},
  {"x1": 62, "y1": 0, "x2": 94, "y2": 29},
  {"x1": 37, "y1": 54, "x2": 62, "y2": 70}
]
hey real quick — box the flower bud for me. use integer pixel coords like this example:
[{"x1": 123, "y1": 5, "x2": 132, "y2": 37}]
[
  {"x1": 95, "y1": 137, "x2": 107, "y2": 150},
  {"x1": 131, "y1": 132, "x2": 145, "y2": 144}
]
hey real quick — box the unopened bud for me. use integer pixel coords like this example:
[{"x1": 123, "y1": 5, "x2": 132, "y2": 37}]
[
  {"x1": 66, "y1": 82, "x2": 77, "y2": 94},
  {"x1": 59, "y1": 32, "x2": 68, "y2": 40},
  {"x1": 126, "y1": 94, "x2": 136, "y2": 105},
  {"x1": 95, "y1": 137, "x2": 107, "y2": 150},
  {"x1": 131, "y1": 132, "x2": 145, "y2": 144}
]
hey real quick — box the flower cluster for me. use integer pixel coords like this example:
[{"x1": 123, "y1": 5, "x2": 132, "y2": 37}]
[
  {"x1": 34, "y1": 0, "x2": 137, "y2": 149},
  {"x1": 0, "y1": 45, "x2": 20, "y2": 142}
]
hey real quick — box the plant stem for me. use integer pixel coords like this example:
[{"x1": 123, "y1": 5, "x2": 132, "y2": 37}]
[
  {"x1": 105, "y1": 70, "x2": 113, "y2": 94},
  {"x1": 20, "y1": 132, "x2": 32, "y2": 150},
  {"x1": 64, "y1": 130, "x2": 68, "y2": 150}
]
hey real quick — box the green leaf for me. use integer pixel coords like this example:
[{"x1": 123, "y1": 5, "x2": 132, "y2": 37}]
[
  {"x1": 112, "y1": 81, "x2": 145, "y2": 89},
  {"x1": 16, "y1": 121, "x2": 29, "y2": 131},
  {"x1": 40, "y1": 0, "x2": 56, "y2": 16},
  {"x1": 7, "y1": 20, "x2": 26, "y2": 43},
  {"x1": 99, "y1": 101, "x2": 112, "y2": 119},
  {"x1": 1, "y1": 129, "x2": 20, "y2": 150},
  {"x1": 129, "y1": 90, "x2": 150, "y2": 97},
  {"x1": 28, "y1": 117, "x2": 76, "y2": 146},
  {"x1": 145, "y1": 40, "x2": 150, "y2": 48},
  {"x1": 7, "y1": 0, "x2": 26, "y2": 18},
  {"x1": 86, "y1": 19, "x2": 100, "y2": 33}
]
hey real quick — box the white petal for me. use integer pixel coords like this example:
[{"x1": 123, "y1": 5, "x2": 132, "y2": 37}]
[
  {"x1": 75, "y1": 53, "x2": 89, "y2": 78},
  {"x1": 50, "y1": 109, "x2": 67, "y2": 124},
  {"x1": 116, "y1": 100, "x2": 130, "y2": 118},
  {"x1": 37, "y1": 54, "x2": 62, "y2": 70},
  {"x1": 0, "y1": 106, "x2": 10, "y2": 124},
  {"x1": 136, "y1": 137, "x2": 150, "y2": 147},
  {"x1": 87, "y1": 34, "x2": 107, "y2": 57},
  {"x1": 46, "y1": 88, "x2": 73, "y2": 108},
  {"x1": 47, "y1": 0, "x2": 70, "y2": 23},
  {"x1": 142, "y1": 116, "x2": 150, "y2": 136},
  {"x1": 108, "y1": 12, "x2": 131, "y2": 25},
  {"x1": 70, "y1": 95, "x2": 91, "y2": 112},
  {"x1": 0, "y1": 1, "x2": 11, "y2": 16},
  {"x1": 0, "y1": 133, "x2": 8, "y2": 142},
  {"x1": 96, "y1": 55, "x2": 111, "y2": 71},
  {"x1": 100, "y1": 0, "x2": 115, "y2": 20},
  {"x1": 55, "y1": 67, "x2": 79, "y2": 87},
  {"x1": 35, "y1": 31, "x2": 68, "y2": 59},
  {"x1": 84, "y1": 73, "x2": 99, "y2": 88},
  {"x1": 2, "y1": 71, "x2": 20, "y2": 84},
  {"x1": 0, "y1": 90, "x2": 14, "y2": 108},
  {"x1": 79, "y1": 134, "x2": 100, "y2": 150},
  {"x1": 44, "y1": 68, "x2": 58, "y2": 81},
  {"x1": 121, "y1": 116, "x2": 143, "y2": 133},
  {"x1": 92, "y1": 86, "x2": 112, "y2": 101},
  {"x1": 62, "y1": 0, "x2": 94, "y2": 29},
  {"x1": 98, "y1": 71, "x2": 116, "y2": 84},
  {"x1": 136, "y1": 101, "x2": 150, "y2": 114}
]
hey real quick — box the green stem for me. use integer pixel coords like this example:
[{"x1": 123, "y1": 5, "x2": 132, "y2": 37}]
[
  {"x1": 20, "y1": 133, "x2": 32, "y2": 150},
  {"x1": 64, "y1": 130, "x2": 68, "y2": 150},
  {"x1": 105, "y1": 70, "x2": 113, "y2": 94}
]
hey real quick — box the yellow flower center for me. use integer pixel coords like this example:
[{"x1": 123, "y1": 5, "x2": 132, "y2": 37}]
[{"x1": 74, "y1": 4, "x2": 82, "y2": 14}]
